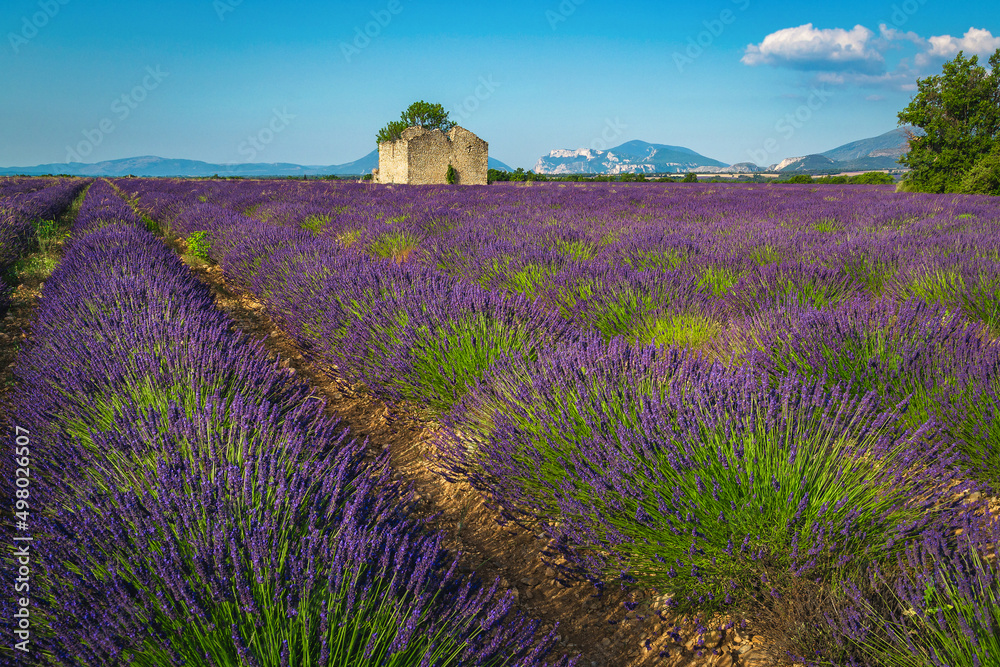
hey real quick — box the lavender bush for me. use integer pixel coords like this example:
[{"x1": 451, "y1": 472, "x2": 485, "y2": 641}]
[
  {"x1": 719, "y1": 297, "x2": 1000, "y2": 488},
  {"x1": 827, "y1": 518, "x2": 999, "y2": 667},
  {"x1": 441, "y1": 339, "x2": 974, "y2": 612},
  {"x1": 0, "y1": 178, "x2": 88, "y2": 315},
  {"x1": 108, "y1": 178, "x2": 1000, "y2": 659},
  {"x1": 2, "y1": 181, "x2": 572, "y2": 667}
]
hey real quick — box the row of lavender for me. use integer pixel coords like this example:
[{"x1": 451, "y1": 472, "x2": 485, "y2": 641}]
[
  {"x1": 117, "y1": 179, "x2": 1000, "y2": 338},
  {"x1": 116, "y1": 178, "x2": 1000, "y2": 665},
  {"x1": 0, "y1": 178, "x2": 89, "y2": 316},
  {"x1": 2, "y1": 180, "x2": 571, "y2": 666},
  {"x1": 118, "y1": 179, "x2": 1000, "y2": 486},
  {"x1": 0, "y1": 176, "x2": 65, "y2": 200}
]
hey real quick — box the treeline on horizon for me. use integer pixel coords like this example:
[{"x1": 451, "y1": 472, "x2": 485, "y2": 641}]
[{"x1": 486, "y1": 168, "x2": 897, "y2": 185}]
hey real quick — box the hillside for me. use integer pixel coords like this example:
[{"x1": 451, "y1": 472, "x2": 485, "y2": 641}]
[
  {"x1": 534, "y1": 140, "x2": 728, "y2": 175},
  {"x1": 0, "y1": 153, "x2": 513, "y2": 178}
]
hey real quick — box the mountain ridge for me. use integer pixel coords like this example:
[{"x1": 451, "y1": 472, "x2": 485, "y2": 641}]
[
  {"x1": 772, "y1": 127, "x2": 921, "y2": 173},
  {"x1": 1, "y1": 128, "x2": 919, "y2": 177},
  {"x1": 533, "y1": 140, "x2": 728, "y2": 175},
  {"x1": 0, "y1": 152, "x2": 513, "y2": 177}
]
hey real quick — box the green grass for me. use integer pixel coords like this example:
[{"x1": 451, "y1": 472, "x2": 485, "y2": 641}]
[
  {"x1": 622, "y1": 247, "x2": 691, "y2": 272},
  {"x1": 646, "y1": 311, "x2": 722, "y2": 351},
  {"x1": 553, "y1": 238, "x2": 597, "y2": 261},
  {"x1": 904, "y1": 267, "x2": 1000, "y2": 335},
  {"x1": 368, "y1": 231, "x2": 421, "y2": 263},
  {"x1": 749, "y1": 244, "x2": 781, "y2": 265},
  {"x1": 301, "y1": 214, "x2": 331, "y2": 235},
  {"x1": 335, "y1": 228, "x2": 362, "y2": 248},
  {"x1": 395, "y1": 312, "x2": 548, "y2": 417},
  {"x1": 811, "y1": 219, "x2": 841, "y2": 233},
  {"x1": 500, "y1": 263, "x2": 560, "y2": 301},
  {"x1": 184, "y1": 231, "x2": 211, "y2": 260},
  {"x1": 696, "y1": 265, "x2": 741, "y2": 297}
]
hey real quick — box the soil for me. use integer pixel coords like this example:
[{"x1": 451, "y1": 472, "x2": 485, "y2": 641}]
[
  {"x1": 173, "y1": 248, "x2": 791, "y2": 667},
  {"x1": 0, "y1": 267, "x2": 46, "y2": 410}
]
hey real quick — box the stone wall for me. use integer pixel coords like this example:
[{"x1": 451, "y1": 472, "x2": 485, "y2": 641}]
[
  {"x1": 446, "y1": 126, "x2": 488, "y2": 185},
  {"x1": 375, "y1": 125, "x2": 488, "y2": 185},
  {"x1": 405, "y1": 127, "x2": 451, "y2": 185},
  {"x1": 375, "y1": 138, "x2": 409, "y2": 184}
]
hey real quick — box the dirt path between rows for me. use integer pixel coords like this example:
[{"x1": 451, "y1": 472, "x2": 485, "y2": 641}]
[
  {"x1": 1, "y1": 188, "x2": 87, "y2": 428},
  {"x1": 174, "y1": 251, "x2": 787, "y2": 667},
  {"x1": 0, "y1": 267, "x2": 47, "y2": 412}
]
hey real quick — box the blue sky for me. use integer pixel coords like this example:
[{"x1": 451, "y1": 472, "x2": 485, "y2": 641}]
[{"x1": 2, "y1": 0, "x2": 998, "y2": 169}]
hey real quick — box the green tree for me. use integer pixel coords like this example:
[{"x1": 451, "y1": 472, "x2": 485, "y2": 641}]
[
  {"x1": 898, "y1": 49, "x2": 1000, "y2": 193},
  {"x1": 959, "y1": 144, "x2": 1000, "y2": 195},
  {"x1": 487, "y1": 168, "x2": 509, "y2": 183},
  {"x1": 681, "y1": 172, "x2": 698, "y2": 183},
  {"x1": 376, "y1": 101, "x2": 456, "y2": 144},
  {"x1": 446, "y1": 163, "x2": 457, "y2": 185},
  {"x1": 849, "y1": 172, "x2": 895, "y2": 185}
]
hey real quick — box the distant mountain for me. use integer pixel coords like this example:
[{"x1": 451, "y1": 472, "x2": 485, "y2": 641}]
[
  {"x1": 338, "y1": 152, "x2": 513, "y2": 175},
  {"x1": 534, "y1": 140, "x2": 728, "y2": 175},
  {"x1": 328, "y1": 151, "x2": 378, "y2": 175},
  {"x1": 727, "y1": 162, "x2": 763, "y2": 173},
  {"x1": 768, "y1": 128, "x2": 923, "y2": 173},
  {"x1": 0, "y1": 153, "x2": 513, "y2": 178},
  {"x1": 771, "y1": 154, "x2": 839, "y2": 172},
  {"x1": 820, "y1": 127, "x2": 919, "y2": 165}
]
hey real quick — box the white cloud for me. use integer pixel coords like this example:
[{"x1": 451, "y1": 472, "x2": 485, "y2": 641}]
[
  {"x1": 815, "y1": 67, "x2": 919, "y2": 91},
  {"x1": 878, "y1": 24, "x2": 926, "y2": 48},
  {"x1": 742, "y1": 24, "x2": 884, "y2": 71},
  {"x1": 743, "y1": 24, "x2": 999, "y2": 90},
  {"x1": 918, "y1": 28, "x2": 1000, "y2": 65}
]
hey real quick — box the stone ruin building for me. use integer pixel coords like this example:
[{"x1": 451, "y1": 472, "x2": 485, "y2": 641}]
[{"x1": 374, "y1": 125, "x2": 488, "y2": 185}]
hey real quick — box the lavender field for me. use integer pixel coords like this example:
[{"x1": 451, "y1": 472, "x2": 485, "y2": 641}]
[{"x1": 4, "y1": 177, "x2": 1000, "y2": 666}]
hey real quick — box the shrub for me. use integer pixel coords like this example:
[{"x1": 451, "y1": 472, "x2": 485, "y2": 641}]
[
  {"x1": 300, "y1": 213, "x2": 331, "y2": 234},
  {"x1": 717, "y1": 298, "x2": 1000, "y2": 486},
  {"x1": 726, "y1": 262, "x2": 861, "y2": 313},
  {"x1": 446, "y1": 163, "x2": 458, "y2": 185},
  {"x1": 833, "y1": 521, "x2": 1000, "y2": 667},
  {"x1": 5, "y1": 185, "x2": 572, "y2": 667},
  {"x1": 895, "y1": 260, "x2": 1000, "y2": 336},
  {"x1": 30, "y1": 429, "x2": 567, "y2": 667},
  {"x1": 368, "y1": 230, "x2": 422, "y2": 263},
  {"x1": 850, "y1": 172, "x2": 895, "y2": 185},
  {"x1": 572, "y1": 268, "x2": 721, "y2": 351},
  {"x1": 342, "y1": 276, "x2": 577, "y2": 417},
  {"x1": 960, "y1": 144, "x2": 1000, "y2": 195},
  {"x1": 440, "y1": 341, "x2": 972, "y2": 612},
  {"x1": 184, "y1": 230, "x2": 211, "y2": 259}
]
